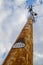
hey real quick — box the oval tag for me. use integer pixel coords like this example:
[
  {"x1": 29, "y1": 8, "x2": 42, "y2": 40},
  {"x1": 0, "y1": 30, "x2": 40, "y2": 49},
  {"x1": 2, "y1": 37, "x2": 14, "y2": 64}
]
[{"x1": 12, "y1": 42, "x2": 25, "y2": 48}]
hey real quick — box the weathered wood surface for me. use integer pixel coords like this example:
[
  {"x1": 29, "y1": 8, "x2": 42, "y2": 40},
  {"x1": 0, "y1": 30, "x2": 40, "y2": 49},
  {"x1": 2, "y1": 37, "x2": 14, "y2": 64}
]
[{"x1": 3, "y1": 16, "x2": 33, "y2": 65}]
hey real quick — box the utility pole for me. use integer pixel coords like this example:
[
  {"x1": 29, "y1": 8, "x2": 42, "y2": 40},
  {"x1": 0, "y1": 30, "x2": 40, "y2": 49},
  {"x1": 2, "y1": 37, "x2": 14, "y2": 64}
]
[{"x1": 3, "y1": 5, "x2": 37, "y2": 65}]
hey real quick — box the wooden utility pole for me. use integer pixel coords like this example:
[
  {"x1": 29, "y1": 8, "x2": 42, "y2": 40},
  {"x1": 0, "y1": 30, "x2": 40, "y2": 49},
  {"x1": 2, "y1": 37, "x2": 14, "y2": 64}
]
[{"x1": 3, "y1": 16, "x2": 33, "y2": 65}]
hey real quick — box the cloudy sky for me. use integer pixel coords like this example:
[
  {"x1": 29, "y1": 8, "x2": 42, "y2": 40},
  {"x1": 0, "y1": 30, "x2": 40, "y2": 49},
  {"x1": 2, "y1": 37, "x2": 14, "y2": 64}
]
[{"x1": 0, "y1": 0, "x2": 43, "y2": 65}]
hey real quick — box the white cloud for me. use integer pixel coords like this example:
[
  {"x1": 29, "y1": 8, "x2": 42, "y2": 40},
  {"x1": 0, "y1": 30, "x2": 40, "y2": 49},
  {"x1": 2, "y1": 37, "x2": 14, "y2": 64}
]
[
  {"x1": 34, "y1": 52, "x2": 43, "y2": 58},
  {"x1": 14, "y1": 0, "x2": 26, "y2": 6},
  {"x1": 0, "y1": 0, "x2": 3, "y2": 7},
  {"x1": 0, "y1": 0, "x2": 28, "y2": 53},
  {"x1": 0, "y1": 10, "x2": 11, "y2": 23},
  {"x1": 33, "y1": 2, "x2": 43, "y2": 65},
  {"x1": 0, "y1": 42, "x2": 6, "y2": 56}
]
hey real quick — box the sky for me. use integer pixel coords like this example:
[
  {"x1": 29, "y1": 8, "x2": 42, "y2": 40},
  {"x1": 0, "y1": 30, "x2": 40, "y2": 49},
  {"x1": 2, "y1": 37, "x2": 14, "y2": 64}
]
[{"x1": 0, "y1": 0, "x2": 43, "y2": 65}]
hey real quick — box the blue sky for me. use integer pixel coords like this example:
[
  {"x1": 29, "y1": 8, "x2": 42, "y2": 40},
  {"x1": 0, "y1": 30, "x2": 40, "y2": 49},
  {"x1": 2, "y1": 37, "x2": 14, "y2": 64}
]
[
  {"x1": 0, "y1": 0, "x2": 43, "y2": 65},
  {"x1": 26, "y1": 0, "x2": 36, "y2": 6}
]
